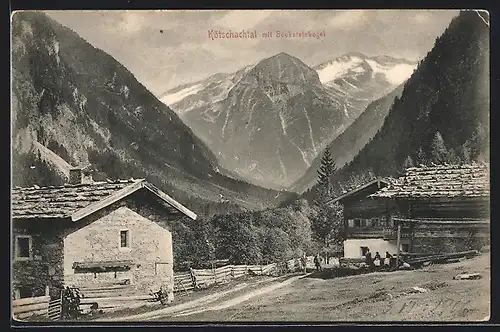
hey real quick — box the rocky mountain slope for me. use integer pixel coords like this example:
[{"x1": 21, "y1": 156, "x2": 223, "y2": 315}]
[
  {"x1": 160, "y1": 52, "x2": 416, "y2": 190},
  {"x1": 178, "y1": 52, "x2": 353, "y2": 190},
  {"x1": 11, "y1": 12, "x2": 295, "y2": 214},
  {"x1": 290, "y1": 82, "x2": 406, "y2": 193}
]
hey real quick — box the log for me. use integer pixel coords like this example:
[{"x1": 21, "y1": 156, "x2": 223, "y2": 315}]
[
  {"x1": 79, "y1": 284, "x2": 132, "y2": 291},
  {"x1": 15, "y1": 309, "x2": 48, "y2": 320},
  {"x1": 13, "y1": 296, "x2": 50, "y2": 307},
  {"x1": 406, "y1": 250, "x2": 478, "y2": 265},
  {"x1": 80, "y1": 294, "x2": 153, "y2": 304}
]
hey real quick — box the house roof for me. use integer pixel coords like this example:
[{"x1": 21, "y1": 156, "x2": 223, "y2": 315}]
[
  {"x1": 327, "y1": 178, "x2": 392, "y2": 205},
  {"x1": 12, "y1": 179, "x2": 197, "y2": 221},
  {"x1": 369, "y1": 163, "x2": 490, "y2": 199}
]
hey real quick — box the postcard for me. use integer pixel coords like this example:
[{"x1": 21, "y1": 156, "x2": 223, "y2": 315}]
[{"x1": 11, "y1": 9, "x2": 490, "y2": 323}]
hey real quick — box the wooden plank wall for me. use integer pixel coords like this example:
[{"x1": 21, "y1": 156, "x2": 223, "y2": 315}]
[{"x1": 12, "y1": 296, "x2": 50, "y2": 320}]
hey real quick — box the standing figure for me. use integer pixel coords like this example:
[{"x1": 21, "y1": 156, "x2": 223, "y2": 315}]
[
  {"x1": 385, "y1": 251, "x2": 393, "y2": 268},
  {"x1": 374, "y1": 251, "x2": 381, "y2": 269},
  {"x1": 301, "y1": 253, "x2": 307, "y2": 274},
  {"x1": 364, "y1": 248, "x2": 373, "y2": 271},
  {"x1": 314, "y1": 254, "x2": 322, "y2": 271}
]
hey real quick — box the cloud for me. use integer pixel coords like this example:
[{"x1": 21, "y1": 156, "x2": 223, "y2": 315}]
[
  {"x1": 214, "y1": 10, "x2": 274, "y2": 29},
  {"x1": 412, "y1": 12, "x2": 433, "y2": 24},
  {"x1": 46, "y1": 10, "x2": 459, "y2": 93},
  {"x1": 113, "y1": 13, "x2": 143, "y2": 34},
  {"x1": 329, "y1": 10, "x2": 369, "y2": 30}
]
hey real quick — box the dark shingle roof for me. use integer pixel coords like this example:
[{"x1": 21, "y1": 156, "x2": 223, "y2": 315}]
[
  {"x1": 328, "y1": 178, "x2": 394, "y2": 205},
  {"x1": 370, "y1": 163, "x2": 490, "y2": 199},
  {"x1": 12, "y1": 180, "x2": 139, "y2": 219}
]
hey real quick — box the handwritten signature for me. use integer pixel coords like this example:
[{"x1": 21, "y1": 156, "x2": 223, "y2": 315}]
[{"x1": 384, "y1": 298, "x2": 473, "y2": 315}]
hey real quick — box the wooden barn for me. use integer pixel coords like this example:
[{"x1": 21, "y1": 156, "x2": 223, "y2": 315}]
[
  {"x1": 332, "y1": 163, "x2": 490, "y2": 259},
  {"x1": 11, "y1": 168, "x2": 197, "y2": 302}
]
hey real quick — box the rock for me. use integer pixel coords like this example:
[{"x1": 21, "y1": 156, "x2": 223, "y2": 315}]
[
  {"x1": 411, "y1": 286, "x2": 429, "y2": 293},
  {"x1": 453, "y1": 273, "x2": 482, "y2": 280}
]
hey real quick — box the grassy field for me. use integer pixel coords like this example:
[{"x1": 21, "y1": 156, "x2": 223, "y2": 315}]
[{"x1": 153, "y1": 253, "x2": 490, "y2": 322}]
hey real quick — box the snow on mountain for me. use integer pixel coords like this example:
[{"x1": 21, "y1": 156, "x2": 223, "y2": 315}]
[
  {"x1": 365, "y1": 59, "x2": 416, "y2": 85},
  {"x1": 161, "y1": 83, "x2": 205, "y2": 105},
  {"x1": 158, "y1": 65, "x2": 254, "y2": 115},
  {"x1": 316, "y1": 54, "x2": 365, "y2": 85},
  {"x1": 314, "y1": 53, "x2": 417, "y2": 87}
]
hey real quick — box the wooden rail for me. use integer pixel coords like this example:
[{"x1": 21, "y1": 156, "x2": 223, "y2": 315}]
[{"x1": 173, "y1": 256, "x2": 314, "y2": 292}]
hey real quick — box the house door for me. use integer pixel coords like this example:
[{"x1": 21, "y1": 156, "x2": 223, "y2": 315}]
[
  {"x1": 154, "y1": 262, "x2": 173, "y2": 295},
  {"x1": 154, "y1": 262, "x2": 172, "y2": 283}
]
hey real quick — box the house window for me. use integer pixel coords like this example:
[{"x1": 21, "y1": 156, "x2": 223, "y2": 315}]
[
  {"x1": 401, "y1": 244, "x2": 409, "y2": 253},
  {"x1": 120, "y1": 230, "x2": 130, "y2": 248},
  {"x1": 372, "y1": 218, "x2": 379, "y2": 227},
  {"x1": 347, "y1": 219, "x2": 354, "y2": 227},
  {"x1": 15, "y1": 235, "x2": 32, "y2": 261},
  {"x1": 354, "y1": 219, "x2": 361, "y2": 227}
]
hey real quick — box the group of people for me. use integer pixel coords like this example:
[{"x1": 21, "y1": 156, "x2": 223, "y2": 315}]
[
  {"x1": 300, "y1": 253, "x2": 324, "y2": 273},
  {"x1": 364, "y1": 248, "x2": 395, "y2": 270}
]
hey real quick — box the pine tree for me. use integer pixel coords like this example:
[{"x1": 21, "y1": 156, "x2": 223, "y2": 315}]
[
  {"x1": 430, "y1": 131, "x2": 449, "y2": 164},
  {"x1": 311, "y1": 149, "x2": 342, "y2": 254},
  {"x1": 402, "y1": 155, "x2": 414, "y2": 170},
  {"x1": 316, "y1": 148, "x2": 336, "y2": 199},
  {"x1": 416, "y1": 147, "x2": 427, "y2": 165}
]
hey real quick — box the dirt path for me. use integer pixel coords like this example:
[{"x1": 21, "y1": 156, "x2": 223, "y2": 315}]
[
  {"x1": 170, "y1": 274, "x2": 306, "y2": 318},
  {"x1": 97, "y1": 273, "x2": 308, "y2": 322},
  {"x1": 96, "y1": 282, "x2": 251, "y2": 322}
]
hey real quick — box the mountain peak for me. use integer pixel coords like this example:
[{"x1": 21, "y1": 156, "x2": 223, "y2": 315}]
[
  {"x1": 343, "y1": 52, "x2": 367, "y2": 60},
  {"x1": 246, "y1": 52, "x2": 320, "y2": 86},
  {"x1": 259, "y1": 52, "x2": 303, "y2": 65}
]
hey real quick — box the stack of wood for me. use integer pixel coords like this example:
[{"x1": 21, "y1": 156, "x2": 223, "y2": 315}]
[{"x1": 403, "y1": 250, "x2": 479, "y2": 267}]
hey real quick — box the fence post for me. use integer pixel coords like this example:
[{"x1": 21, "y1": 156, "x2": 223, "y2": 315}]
[
  {"x1": 45, "y1": 285, "x2": 50, "y2": 297},
  {"x1": 260, "y1": 265, "x2": 263, "y2": 275},
  {"x1": 231, "y1": 266, "x2": 234, "y2": 279},
  {"x1": 189, "y1": 268, "x2": 197, "y2": 289}
]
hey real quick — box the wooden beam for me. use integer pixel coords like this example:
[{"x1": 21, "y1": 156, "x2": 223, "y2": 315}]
[
  {"x1": 71, "y1": 180, "x2": 197, "y2": 222},
  {"x1": 142, "y1": 182, "x2": 197, "y2": 220},
  {"x1": 396, "y1": 222, "x2": 402, "y2": 269},
  {"x1": 393, "y1": 218, "x2": 490, "y2": 225},
  {"x1": 71, "y1": 180, "x2": 144, "y2": 221}
]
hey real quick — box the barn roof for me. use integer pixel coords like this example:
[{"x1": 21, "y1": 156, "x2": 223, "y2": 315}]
[
  {"x1": 11, "y1": 179, "x2": 197, "y2": 221},
  {"x1": 369, "y1": 163, "x2": 490, "y2": 199},
  {"x1": 327, "y1": 178, "x2": 393, "y2": 205}
]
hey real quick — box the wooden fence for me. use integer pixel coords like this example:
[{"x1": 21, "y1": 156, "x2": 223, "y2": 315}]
[
  {"x1": 47, "y1": 295, "x2": 62, "y2": 321},
  {"x1": 12, "y1": 295, "x2": 50, "y2": 320},
  {"x1": 173, "y1": 256, "x2": 315, "y2": 293}
]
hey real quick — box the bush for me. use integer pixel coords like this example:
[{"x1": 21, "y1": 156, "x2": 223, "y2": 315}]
[{"x1": 212, "y1": 213, "x2": 262, "y2": 264}]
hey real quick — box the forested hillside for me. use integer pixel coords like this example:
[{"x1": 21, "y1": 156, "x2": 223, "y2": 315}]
[{"x1": 301, "y1": 10, "x2": 489, "y2": 201}]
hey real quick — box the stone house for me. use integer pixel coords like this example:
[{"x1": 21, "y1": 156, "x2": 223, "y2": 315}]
[
  {"x1": 332, "y1": 163, "x2": 490, "y2": 259},
  {"x1": 11, "y1": 168, "x2": 197, "y2": 300}
]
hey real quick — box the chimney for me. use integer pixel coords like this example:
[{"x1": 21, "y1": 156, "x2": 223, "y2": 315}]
[{"x1": 69, "y1": 168, "x2": 83, "y2": 185}]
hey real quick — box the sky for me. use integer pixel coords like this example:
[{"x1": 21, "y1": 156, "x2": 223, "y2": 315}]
[{"x1": 47, "y1": 10, "x2": 459, "y2": 96}]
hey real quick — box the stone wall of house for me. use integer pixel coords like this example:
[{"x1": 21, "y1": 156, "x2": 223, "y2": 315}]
[
  {"x1": 12, "y1": 226, "x2": 64, "y2": 299},
  {"x1": 343, "y1": 238, "x2": 410, "y2": 259},
  {"x1": 63, "y1": 205, "x2": 174, "y2": 296}
]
